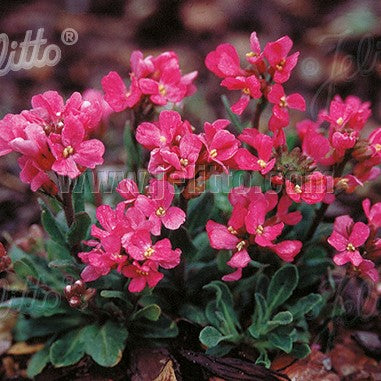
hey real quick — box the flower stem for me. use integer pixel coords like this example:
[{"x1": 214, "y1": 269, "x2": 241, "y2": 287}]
[
  {"x1": 61, "y1": 177, "x2": 74, "y2": 227},
  {"x1": 305, "y1": 155, "x2": 349, "y2": 241},
  {"x1": 252, "y1": 98, "x2": 267, "y2": 129}
]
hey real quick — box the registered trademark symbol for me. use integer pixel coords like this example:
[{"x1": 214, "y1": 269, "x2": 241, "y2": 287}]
[{"x1": 61, "y1": 28, "x2": 78, "y2": 46}]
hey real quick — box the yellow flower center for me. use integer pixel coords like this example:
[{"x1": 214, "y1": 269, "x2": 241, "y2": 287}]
[
  {"x1": 256, "y1": 225, "x2": 264, "y2": 235},
  {"x1": 111, "y1": 253, "x2": 124, "y2": 261},
  {"x1": 228, "y1": 226, "x2": 238, "y2": 235},
  {"x1": 159, "y1": 136, "x2": 167, "y2": 144},
  {"x1": 346, "y1": 243, "x2": 356, "y2": 252},
  {"x1": 136, "y1": 269, "x2": 149, "y2": 276},
  {"x1": 63, "y1": 146, "x2": 74, "y2": 158},
  {"x1": 236, "y1": 240, "x2": 246, "y2": 251},
  {"x1": 294, "y1": 184, "x2": 302, "y2": 194},
  {"x1": 144, "y1": 247, "x2": 155, "y2": 258},
  {"x1": 257, "y1": 159, "x2": 267, "y2": 169},
  {"x1": 336, "y1": 178, "x2": 349, "y2": 190},
  {"x1": 242, "y1": 87, "x2": 250, "y2": 95},
  {"x1": 336, "y1": 117, "x2": 344, "y2": 126},
  {"x1": 159, "y1": 84, "x2": 166, "y2": 96},
  {"x1": 279, "y1": 96, "x2": 288, "y2": 108},
  {"x1": 210, "y1": 149, "x2": 218, "y2": 158},
  {"x1": 374, "y1": 143, "x2": 381, "y2": 152},
  {"x1": 156, "y1": 206, "x2": 166, "y2": 217},
  {"x1": 180, "y1": 158, "x2": 189, "y2": 167},
  {"x1": 275, "y1": 58, "x2": 286, "y2": 71},
  {"x1": 246, "y1": 51, "x2": 258, "y2": 58}
]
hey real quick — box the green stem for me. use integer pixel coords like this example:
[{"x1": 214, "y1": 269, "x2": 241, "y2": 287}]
[
  {"x1": 252, "y1": 98, "x2": 267, "y2": 129},
  {"x1": 305, "y1": 155, "x2": 349, "y2": 242},
  {"x1": 61, "y1": 177, "x2": 74, "y2": 227}
]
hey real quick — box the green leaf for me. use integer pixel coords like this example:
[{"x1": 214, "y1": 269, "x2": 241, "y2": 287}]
[
  {"x1": 66, "y1": 212, "x2": 91, "y2": 246},
  {"x1": 288, "y1": 294, "x2": 322, "y2": 320},
  {"x1": 205, "y1": 343, "x2": 234, "y2": 357},
  {"x1": 50, "y1": 328, "x2": 85, "y2": 367},
  {"x1": 190, "y1": 232, "x2": 215, "y2": 262},
  {"x1": 8, "y1": 245, "x2": 66, "y2": 290},
  {"x1": 203, "y1": 281, "x2": 241, "y2": 334},
  {"x1": 27, "y1": 343, "x2": 51, "y2": 378},
  {"x1": 48, "y1": 259, "x2": 76, "y2": 270},
  {"x1": 199, "y1": 326, "x2": 225, "y2": 348},
  {"x1": 179, "y1": 304, "x2": 207, "y2": 325},
  {"x1": 14, "y1": 314, "x2": 83, "y2": 341},
  {"x1": 46, "y1": 240, "x2": 72, "y2": 261},
  {"x1": 72, "y1": 174, "x2": 86, "y2": 213},
  {"x1": 84, "y1": 321, "x2": 128, "y2": 367},
  {"x1": 249, "y1": 293, "x2": 268, "y2": 339},
  {"x1": 124, "y1": 122, "x2": 141, "y2": 171},
  {"x1": 39, "y1": 200, "x2": 67, "y2": 246},
  {"x1": 221, "y1": 95, "x2": 244, "y2": 132},
  {"x1": 291, "y1": 343, "x2": 311, "y2": 359},
  {"x1": 13, "y1": 259, "x2": 38, "y2": 279},
  {"x1": 268, "y1": 332, "x2": 293, "y2": 353},
  {"x1": 132, "y1": 304, "x2": 161, "y2": 321},
  {"x1": 255, "y1": 349, "x2": 270, "y2": 368},
  {"x1": 266, "y1": 265, "x2": 298, "y2": 311},
  {"x1": 268, "y1": 311, "x2": 293, "y2": 327},
  {"x1": 135, "y1": 315, "x2": 178, "y2": 339},
  {"x1": 100, "y1": 290, "x2": 133, "y2": 309},
  {"x1": 0, "y1": 297, "x2": 65, "y2": 318},
  {"x1": 187, "y1": 193, "x2": 214, "y2": 236}
]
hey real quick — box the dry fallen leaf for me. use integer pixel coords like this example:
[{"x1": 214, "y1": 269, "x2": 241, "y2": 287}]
[
  {"x1": 272, "y1": 350, "x2": 340, "y2": 381},
  {"x1": 7, "y1": 342, "x2": 44, "y2": 355},
  {"x1": 330, "y1": 342, "x2": 377, "y2": 377},
  {"x1": 153, "y1": 360, "x2": 177, "y2": 381},
  {"x1": 0, "y1": 310, "x2": 17, "y2": 356}
]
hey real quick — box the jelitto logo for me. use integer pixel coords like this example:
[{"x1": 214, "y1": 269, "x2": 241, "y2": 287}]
[{"x1": 0, "y1": 27, "x2": 78, "y2": 76}]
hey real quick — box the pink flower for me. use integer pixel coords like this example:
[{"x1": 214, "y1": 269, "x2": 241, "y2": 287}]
[
  {"x1": 24, "y1": 90, "x2": 100, "y2": 133},
  {"x1": 116, "y1": 179, "x2": 140, "y2": 204},
  {"x1": 91, "y1": 203, "x2": 128, "y2": 242},
  {"x1": 357, "y1": 260, "x2": 379, "y2": 282},
  {"x1": 362, "y1": 199, "x2": 381, "y2": 229},
  {"x1": 139, "y1": 51, "x2": 197, "y2": 105},
  {"x1": 222, "y1": 268, "x2": 243, "y2": 282},
  {"x1": 221, "y1": 75, "x2": 261, "y2": 115},
  {"x1": 267, "y1": 84, "x2": 305, "y2": 131},
  {"x1": 126, "y1": 229, "x2": 181, "y2": 269},
  {"x1": 0, "y1": 114, "x2": 28, "y2": 156},
  {"x1": 148, "y1": 133, "x2": 202, "y2": 180},
  {"x1": 286, "y1": 172, "x2": 331, "y2": 205},
  {"x1": 198, "y1": 119, "x2": 239, "y2": 172},
  {"x1": 275, "y1": 195, "x2": 302, "y2": 225},
  {"x1": 321, "y1": 95, "x2": 371, "y2": 132},
  {"x1": 18, "y1": 156, "x2": 55, "y2": 192},
  {"x1": 206, "y1": 219, "x2": 250, "y2": 282},
  {"x1": 205, "y1": 43, "x2": 245, "y2": 78},
  {"x1": 367, "y1": 128, "x2": 381, "y2": 166},
  {"x1": 122, "y1": 261, "x2": 164, "y2": 293},
  {"x1": 79, "y1": 248, "x2": 118, "y2": 282},
  {"x1": 135, "y1": 179, "x2": 185, "y2": 235},
  {"x1": 245, "y1": 194, "x2": 284, "y2": 247},
  {"x1": 206, "y1": 220, "x2": 242, "y2": 251},
  {"x1": 234, "y1": 129, "x2": 275, "y2": 174},
  {"x1": 136, "y1": 110, "x2": 189, "y2": 150},
  {"x1": 49, "y1": 115, "x2": 105, "y2": 178},
  {"x1": 245, "y1": 32, "x2": 264, "y2": 67},
  {"x1": 271, "y1": 240, "x2": 302, "y2": 262},
  {"x1": 328, "y1": 215, "x2": 370, "y2": 266},
  {"x1": 102, "y1": 71, "x2": 142, "y2": 111},
  {"x1": 82, "y1": 89, "x2": 113, "y2": 130},
  {"x1": 263, "y1": 36, "x2": 299, "y2": 83},
  {"x1": 299, "y1": 120, "x2": 336, "y2": 166}
]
